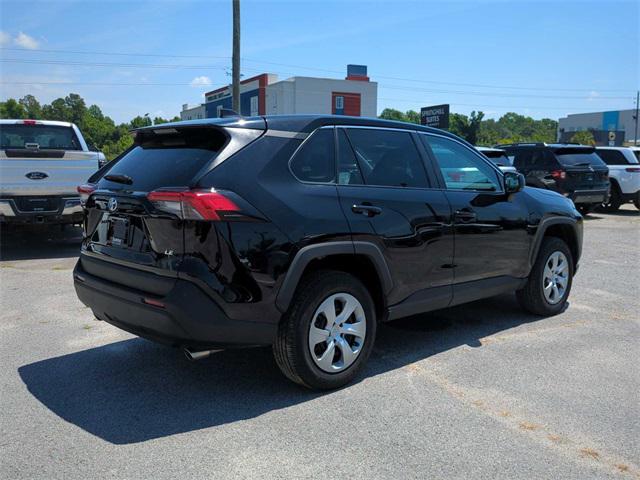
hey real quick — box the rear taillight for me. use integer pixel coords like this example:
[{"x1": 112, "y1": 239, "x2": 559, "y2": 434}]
[
  {"x1": 550, "y1": 170, "x2": 567, "y2": 180},
  {"x1": 22, "y1": 119, "x2": 37, "y2": 125},
  {"x1": 77, "y1": 184, "x2": 96, "y2": 203},
  {"x1": 625, "y1": 167, "x2": 640, "y2": 173},
  {"x1": 147, "y1": 189, "x2": 240, "y2": 220}
]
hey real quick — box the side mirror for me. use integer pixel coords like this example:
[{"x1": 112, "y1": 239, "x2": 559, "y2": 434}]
[{"x1": 504, "y1": 172, "x2": 525, "y2": 193}]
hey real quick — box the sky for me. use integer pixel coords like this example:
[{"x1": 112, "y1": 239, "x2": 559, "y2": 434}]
[{"x1": 0, "y1": 0, "x2": 638, "y2": 124}]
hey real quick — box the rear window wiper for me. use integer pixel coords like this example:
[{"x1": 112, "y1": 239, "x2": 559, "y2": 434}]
[
  {"x1": 104, "y1": 174, "x2": 133, "y2": 185},
  {"x1": 572, "y1": 162, "x2": 592, "y2": 167}
]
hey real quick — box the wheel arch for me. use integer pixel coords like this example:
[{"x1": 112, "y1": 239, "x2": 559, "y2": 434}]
[
  {"x1": 530, "y1": 218, "x2": 581, "y2": 272},
  {"x1": 275, "y1": 241, "x2": 393, "y2": 318}
]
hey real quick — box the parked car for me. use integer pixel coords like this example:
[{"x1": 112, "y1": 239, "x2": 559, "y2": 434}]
[
  {"x1": 497, "y1": 143, "x2": 609, "y2": 215},
  {"x1": 74, "y1": 116, "x2": 583, "y2": 389},
  {"x1": 0, "y1": 119, "x2": 105, "y2": 225},
  {"x1": 594, "y1": 146, "x2": 640, "y2": 211},
  {"x1": 476, "y1": 146, "x2": 518, "y2": 173}
]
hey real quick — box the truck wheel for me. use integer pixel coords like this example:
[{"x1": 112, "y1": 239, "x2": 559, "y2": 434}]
[
  {"x1": 517, "y1": 237, "x2": 574, "y2": 316},
  {"x1": 602, "y1": 184, "x2": 622, "y2": 212},
  {"x1": 273, "y1": 270, "x2": 376, "y2": 390}
]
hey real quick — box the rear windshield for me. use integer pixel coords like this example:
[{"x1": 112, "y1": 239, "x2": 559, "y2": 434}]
[
  {"x1": 553, "y1": 149, "x2": 606, "y2": 167},
  {"x1": 0, "y1": 124, "x2": 81, "y2": 150},
  {"x1": 97, "y1": 127, "x2": 227, "y2": 192},
  {"x1": 481, "y1": 151, "x2": 511, "y2": 165},
  {"x1": 634, "y1": 150, "x2": 640, "y2": 162}
]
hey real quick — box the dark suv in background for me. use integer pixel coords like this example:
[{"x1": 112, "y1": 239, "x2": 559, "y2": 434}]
[
  {"x1": 74, "y1": 116, "x2": 583, "y2": 389},
  {"x1": 498, "y1": 143, "x2": 609, "y2": 215}
]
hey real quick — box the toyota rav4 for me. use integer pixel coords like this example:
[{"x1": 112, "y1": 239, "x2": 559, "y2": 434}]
[{"x1": 74, "y1": 116, "x2": 583, "y2": 389}]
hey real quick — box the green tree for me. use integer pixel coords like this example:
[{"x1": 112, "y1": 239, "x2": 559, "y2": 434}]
[
  {"x1": 570, "y1": 130, "x2": 596, "y2": 146},
  {"x1": 449, "y1": 111, "x2": 485, "y2": 144},
  {"x1": 19, "y1": 95, "x2": 42, "y2": 119},
  {"x1": 379, "y1": 108, "x2": 408, "y2": 122},
  {"x1": 0, "y1": 98, "x2": 27, "y2": 118},
  {"x1": 129, "y1": 115, "x2": 152, "y2": 128}
]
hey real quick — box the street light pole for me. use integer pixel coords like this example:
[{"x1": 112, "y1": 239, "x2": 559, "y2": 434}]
[{"x1": 232, "y1": 0, "x2": 241, "y2": 114}]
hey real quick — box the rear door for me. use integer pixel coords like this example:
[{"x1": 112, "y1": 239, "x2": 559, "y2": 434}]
[
  {"x1": 83, "y1": 125, "x2": 232, "y2": 273},
  {"x1": 0, "y1": 121, "x2": 98, "y2": 197},
  {"x1": 335, "y1": 127, "x2": 453, "y2": 307}
]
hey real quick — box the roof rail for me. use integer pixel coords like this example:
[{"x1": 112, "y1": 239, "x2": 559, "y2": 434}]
[{"x1": 494, "y1": 142, "x2": 546, "y2": 148}]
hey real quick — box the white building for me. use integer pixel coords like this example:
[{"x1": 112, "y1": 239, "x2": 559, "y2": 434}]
[
  {"x1": 558, "y1": 109, "x2": 638, "y2": 145},
  {"x1": 181, "y1": 65, "x2": 378, "y2": 120}
]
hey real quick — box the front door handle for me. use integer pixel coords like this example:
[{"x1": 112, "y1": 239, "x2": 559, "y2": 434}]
[
  {"x1": 352, "y1": 204, "x2": 382, "y2": 217},
  {"x1": 454, "y1": 208, "x2": 477, "y2": 223}
]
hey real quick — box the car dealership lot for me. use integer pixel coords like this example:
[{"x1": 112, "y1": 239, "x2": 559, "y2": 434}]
[{"x1": 1, "y1": 208, "x2": 638, "y2": 479}]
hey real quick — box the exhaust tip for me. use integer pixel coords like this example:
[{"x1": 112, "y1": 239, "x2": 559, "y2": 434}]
[{"x1": 184, "y1": 348, "x2": 219, "y2": 361}]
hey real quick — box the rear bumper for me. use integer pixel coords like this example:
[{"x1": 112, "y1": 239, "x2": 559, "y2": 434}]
[
  {"x1": 73, "y1": 257, "x2": 277, "y2": 349},
  {"x1": 569, "y1": 189, "x2": 608, "y2": 205},
  {"x1": 0, "y1": 196, "x2": 83, "y2": 224}
]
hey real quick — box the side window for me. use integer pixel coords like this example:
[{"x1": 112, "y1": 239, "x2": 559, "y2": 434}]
[
  {"x1": 512, "y1": 150, "x2": 533, "y2": 170},
  {"x1": 345, "y1": 128, "x2": 429, "y2": 188},
  {"x1": 596, "y1": 149, "x2": 628, "y2": 165},
  {"x1": 290, "y1": 129, "x2": 335, "y2": 183},
  {"x1": 422, "y1": 135, "x2": 501, "y2": 191},
  {"x1": 337, "y1": 129, "x2": 363, "y2": 185}
]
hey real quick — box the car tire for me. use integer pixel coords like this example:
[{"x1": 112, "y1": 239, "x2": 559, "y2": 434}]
[
  {"x1": 602, "y1": 183, "x2": 622, "y2": 212},
  {"x1": 516, "y1": 237, "x2": 574, "y2": 316},
  {"x1": 273, "y1": 270, "x2": 377, "y2": 390},
  {"x1": 634, "y1": 193, "x2": 640, "y2": 211}
]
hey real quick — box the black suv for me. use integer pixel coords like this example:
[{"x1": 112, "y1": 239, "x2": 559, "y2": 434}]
[
  {"x1": 497, "y1": 143, "x2": 609, "y2": 215},
  {"x1": 74, "y1": 116, "x2": 583, "y2": 389}
]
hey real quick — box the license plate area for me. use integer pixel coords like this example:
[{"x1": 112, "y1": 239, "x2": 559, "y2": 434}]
[{"x1": 109, "y1": 217, "x2": 129, "y2": 246}]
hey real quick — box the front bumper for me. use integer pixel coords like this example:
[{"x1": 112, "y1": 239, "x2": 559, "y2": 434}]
[
  {"x1": 0, "y1": 196, "x2": 83, "y2": 224},
  {"x1": 569, "y1": 189, "x2": 608, "y2": 205},
  {"x1": 73, "y1": 256, "x2": 277, "y2": 349}
]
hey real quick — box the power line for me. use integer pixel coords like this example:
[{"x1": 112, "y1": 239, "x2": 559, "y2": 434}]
[
  {"x1": 1, "y1": 46, "x2": 633, "y2": 94},
  {"x1": 1, "y1": 59, "x2": 631, "y2": 101},
  {"x1": 0, "y1": 81, "x2": 630, "y2": 112}
]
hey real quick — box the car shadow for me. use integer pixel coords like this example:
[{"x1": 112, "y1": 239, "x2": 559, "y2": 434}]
[
  {"x1": 0, "y1": 225, "x2": 82, "y2": 261},
  {"x1": 18, "y1": 293, "x2": 551, "y2": 445}
]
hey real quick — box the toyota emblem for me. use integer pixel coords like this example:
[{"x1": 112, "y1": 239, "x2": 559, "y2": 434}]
[{"x1": 108, "y1": 197, "x2": 118, "y2": 212}]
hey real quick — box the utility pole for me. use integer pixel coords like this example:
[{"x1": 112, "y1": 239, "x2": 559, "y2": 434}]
[
  {"x1": 232, "y1": 0, "x2": 241, "y2": 114},
  {"x1": 634, "y1": 90, "x2": 639, "y2": 146}
]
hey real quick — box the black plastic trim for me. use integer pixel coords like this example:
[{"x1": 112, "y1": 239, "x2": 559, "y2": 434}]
[{"x1": 275, "y1": 241, "x2": 393, "y2": 313}]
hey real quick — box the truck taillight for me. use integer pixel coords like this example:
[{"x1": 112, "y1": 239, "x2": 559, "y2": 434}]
[
  {"x1": 625, "y1": 167, "x2": 640, "y2": 173},
  {"x1": 550, "y1": 170, "x2": 566, "y2": 180},
  {"x1": 77, "y1": 184, "x2": 96, "y2": 203},
  {"x1": 147, "y1": 189, "x2": 240, "y2": 221}
]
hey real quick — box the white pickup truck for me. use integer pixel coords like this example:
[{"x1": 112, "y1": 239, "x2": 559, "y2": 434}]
[{"x1": 0, "y1": 119, "x2": 104, "y2": 225}]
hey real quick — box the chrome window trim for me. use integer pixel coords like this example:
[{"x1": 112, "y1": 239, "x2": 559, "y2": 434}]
[{"x1": 419, "y1": 131, "x2": 505, "y2": 194}]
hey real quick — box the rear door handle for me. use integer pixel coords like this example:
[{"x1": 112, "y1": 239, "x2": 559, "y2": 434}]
[
  {"x1": 352, "y1": 204, "x2": 382, "y2": 217},
  {"x1": 454, "y1": 209, "x2": 477, "y2": 223}
]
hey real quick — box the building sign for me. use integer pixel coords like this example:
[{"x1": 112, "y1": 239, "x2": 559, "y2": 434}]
[{"x1": 420, "y1": 104, "x2": 450, "y2": 129}]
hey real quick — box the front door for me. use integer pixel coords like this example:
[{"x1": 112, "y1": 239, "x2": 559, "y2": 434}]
[
  {"x1": 335, "y1": 127, "x2": 454, "y2": 307},
  {"x1": 419, "y1": 133, "x2": 530, "y2": 286}
]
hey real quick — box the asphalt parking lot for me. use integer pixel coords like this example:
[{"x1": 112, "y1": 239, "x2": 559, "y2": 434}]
[{"x1": 1, "y1": 207, "x2": 638, "y2": 480}]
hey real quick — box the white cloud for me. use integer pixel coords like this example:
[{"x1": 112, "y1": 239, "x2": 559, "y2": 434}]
[
  {"x1": 190, "y1": 76, "x2": 212, "y2": 88},
  {"x1": 14, "y1": 31, "x2": 39, "y2": 49},
  {"x1": 0, "y1": 31, "x2": 10, "y2": 46}
]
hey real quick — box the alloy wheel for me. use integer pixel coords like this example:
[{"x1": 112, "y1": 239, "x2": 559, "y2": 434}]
[{"x1": 542, "y1": 251, "x2": 569, "y2": 304}]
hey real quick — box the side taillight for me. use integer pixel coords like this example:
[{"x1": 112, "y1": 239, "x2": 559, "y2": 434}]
[
  {"x1": 625, "y1": 167, "x2": 640, "y2": 173},
  {"x1": 147, "y1": 189, "x2": 240, "y2": 221},
  {"x1": 77, "y1": 184, "x2": 96, "y2": 204},
  {"x1": 550, "y1": 170, "x2": 567, "y2": 180}
]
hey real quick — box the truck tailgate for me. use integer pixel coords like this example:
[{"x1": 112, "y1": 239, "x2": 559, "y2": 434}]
[{"x1": 0, "y1": 150, "x2": 98, "y2": 196}]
